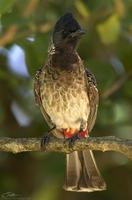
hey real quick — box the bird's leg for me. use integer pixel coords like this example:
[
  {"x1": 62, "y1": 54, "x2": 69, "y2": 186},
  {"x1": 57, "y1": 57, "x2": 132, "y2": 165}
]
[
  {"x1": 66, "y1": 132, "x2": 81, "y2": 149},
  {"x1": 41, "y1": 126, "x2": 56, "y2": 151}
]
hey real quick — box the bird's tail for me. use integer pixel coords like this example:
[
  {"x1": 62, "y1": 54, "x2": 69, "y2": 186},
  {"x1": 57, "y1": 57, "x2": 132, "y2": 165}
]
[{"x1": 63, "y1": 150, "x2": 106, "y2": 192}]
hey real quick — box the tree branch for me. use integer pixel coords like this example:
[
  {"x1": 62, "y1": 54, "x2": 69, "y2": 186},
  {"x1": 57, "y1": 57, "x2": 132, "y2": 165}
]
[
  {"x1": 0, "y1": 136, "x2": 132, "y2": 160},
  {"x1": 101, "y1": 72, "x2": 132, "y2": 100}
]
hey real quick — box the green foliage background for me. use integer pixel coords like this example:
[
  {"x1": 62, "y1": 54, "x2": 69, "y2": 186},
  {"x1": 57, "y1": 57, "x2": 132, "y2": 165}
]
[{"x1": 0, "y1": 0, "x2": 132, "y2": 199}]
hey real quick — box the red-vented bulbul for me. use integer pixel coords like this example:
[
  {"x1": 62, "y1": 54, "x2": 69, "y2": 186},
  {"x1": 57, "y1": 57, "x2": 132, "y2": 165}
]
[{"x1": 34, "y1": 13, "x2": 106, "y2": 192}]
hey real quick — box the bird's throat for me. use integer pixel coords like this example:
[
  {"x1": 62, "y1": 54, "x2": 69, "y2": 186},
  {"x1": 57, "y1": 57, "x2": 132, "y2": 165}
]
[{"x1": 51, "y1": 51, "x2": 80, "y2": 70}]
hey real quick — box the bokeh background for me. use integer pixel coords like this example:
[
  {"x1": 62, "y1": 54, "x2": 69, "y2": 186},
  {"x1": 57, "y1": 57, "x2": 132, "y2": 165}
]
[{"x1": 0, "y1": 0, "x2": 132, "y2": 199}]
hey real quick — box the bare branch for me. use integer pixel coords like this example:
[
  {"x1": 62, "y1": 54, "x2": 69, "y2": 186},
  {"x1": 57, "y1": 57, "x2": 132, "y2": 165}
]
[
  {"x1": 0, "y1": 25, "x2": 17, "y2": 47},
  {"x1": 101, "y1": 72, "x2": 132, "y2": 100},
  {"x1": 0, "y1": 136, "x2": 132, "y2": 160},
  {"x1": 23, "y1": 0, "x2": 39, "y2": 16}
]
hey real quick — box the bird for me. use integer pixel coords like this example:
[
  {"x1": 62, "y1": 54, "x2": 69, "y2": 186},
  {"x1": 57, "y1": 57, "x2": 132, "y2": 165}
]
[{"x1": 34, "y1": 12, "x2": 106, "y2": 192}]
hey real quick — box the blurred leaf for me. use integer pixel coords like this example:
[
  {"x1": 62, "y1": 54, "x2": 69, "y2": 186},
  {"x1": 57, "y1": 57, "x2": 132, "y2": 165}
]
[
  {"x1": 114, "y1": 0, "x2": 125, "y2": 17},
  {"x1": 75, "y1": 0, "x2": 89, "y2": 18},
  {"x1": 96, "y1": 14, "x2": 121, "y2": 44},
  {"x1": 0, "y1": 0, "x2": 16, "y2": 15},
  {"x1": 114, "y1": 101, "x2": 130, "y2": 123}
]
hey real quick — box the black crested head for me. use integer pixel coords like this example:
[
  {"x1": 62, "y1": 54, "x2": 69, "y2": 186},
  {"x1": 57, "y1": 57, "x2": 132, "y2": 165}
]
[
  {"x1": 53, "y1": 13, "x2": 85, "y2": 50},
  {"x1": 54, "y1": 13, "x2": 81, "y2": 36}
]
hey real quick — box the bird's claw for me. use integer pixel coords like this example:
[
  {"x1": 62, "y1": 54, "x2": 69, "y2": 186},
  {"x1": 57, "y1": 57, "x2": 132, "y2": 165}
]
[
  {"x1": 64, "y1": 134, "x2": 80, "y2": 149},
  {"x1": 41, "y1": 133, "x2": 52, "y2": 151},
  {"x1": 41, "y1": 126, "x2": 56, "y2": 151}
]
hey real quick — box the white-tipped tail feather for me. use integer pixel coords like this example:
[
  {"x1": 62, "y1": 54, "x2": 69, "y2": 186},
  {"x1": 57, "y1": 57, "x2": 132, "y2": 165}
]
[{"x1": 63, "y1": 150, "x2": 106, "y2": 192}]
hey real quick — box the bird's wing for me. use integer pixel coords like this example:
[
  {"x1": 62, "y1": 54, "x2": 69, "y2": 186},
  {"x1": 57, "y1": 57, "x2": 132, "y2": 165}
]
[
  {"x1": 34, "y1": 68, "x2": 54, "y2": 128},
  {"x1": 85, "y1": 68, "x2": 99, "y2": 132}
]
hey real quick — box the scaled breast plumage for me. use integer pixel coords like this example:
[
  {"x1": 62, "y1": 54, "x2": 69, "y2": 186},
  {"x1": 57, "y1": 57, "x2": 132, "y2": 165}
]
[{"x1": 39, "y1": 60, "x2": 90, "y2": 130}]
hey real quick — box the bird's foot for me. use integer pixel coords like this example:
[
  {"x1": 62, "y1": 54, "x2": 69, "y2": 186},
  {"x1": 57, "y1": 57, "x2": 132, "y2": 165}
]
[
  {"x1": 66, "y1": 133, "x2": 80, "y2": 149},
  {"x1": 41, "y1": 127, "x2": 56, "y2": 151},
  {"x1": 64, "y1": 128, "x2": 88, "y2": 149},
  {"x1": 41, "y1": 133, "x2": 53, "y2": 151}
]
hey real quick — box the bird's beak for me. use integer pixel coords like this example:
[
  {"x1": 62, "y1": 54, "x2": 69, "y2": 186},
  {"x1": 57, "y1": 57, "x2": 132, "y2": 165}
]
[{"x1": 71, "y1": 29, "x2": 86, "y2": 38}]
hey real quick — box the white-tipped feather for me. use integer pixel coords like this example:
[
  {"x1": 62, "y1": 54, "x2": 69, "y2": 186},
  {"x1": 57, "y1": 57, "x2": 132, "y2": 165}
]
[{"x1": 64, "y1": 150, "x2": 106, "y2": 192}]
